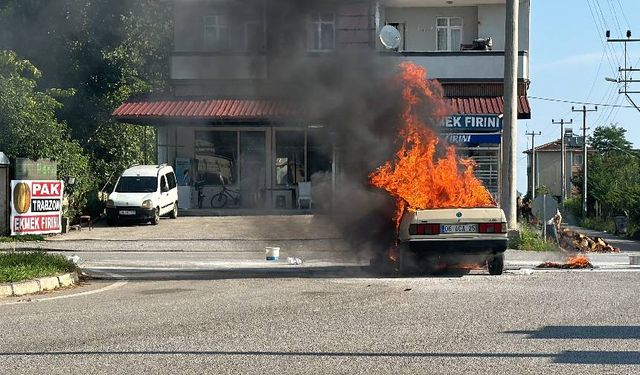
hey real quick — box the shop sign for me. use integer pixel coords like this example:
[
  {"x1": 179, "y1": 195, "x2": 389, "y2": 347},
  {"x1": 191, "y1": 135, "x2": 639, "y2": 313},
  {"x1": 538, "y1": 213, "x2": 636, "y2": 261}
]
[
  {"x1": 444, "y1": 134, "x2": 501, "y2": 145},
  {"x1": 15, "y1": 158, "x2": 57, "y2": 180},
  {"x1": 10, "y1": 180, "x2": 64, "y2": 235},
  {"x1": 442, "y1": 115, "x2": 502, "y2": 132}
]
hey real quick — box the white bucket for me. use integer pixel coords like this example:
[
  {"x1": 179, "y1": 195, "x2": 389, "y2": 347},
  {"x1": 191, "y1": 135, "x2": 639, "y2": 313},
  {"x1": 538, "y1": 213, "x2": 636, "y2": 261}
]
[{"x1": 265, "y1": 247, "x2": 280, "y2": 261}]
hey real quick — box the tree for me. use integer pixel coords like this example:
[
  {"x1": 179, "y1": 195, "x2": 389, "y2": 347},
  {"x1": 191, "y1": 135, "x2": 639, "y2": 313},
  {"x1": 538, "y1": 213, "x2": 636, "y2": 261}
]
[
  {"x1": 0, "y1": 0, "x2": 173, "y2": 189},
  {"x1": 576, "y1": 125, "x2": 640, "y2": 221},
  {"x1": 0, "y1": 50, "x2": 93, "y2": 218}
]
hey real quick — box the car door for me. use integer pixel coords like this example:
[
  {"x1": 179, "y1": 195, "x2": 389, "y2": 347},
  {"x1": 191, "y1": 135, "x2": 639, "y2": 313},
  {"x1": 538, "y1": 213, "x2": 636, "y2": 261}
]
[{"x1": 159, "y1": 174, "x2": 172, "y2": 214}]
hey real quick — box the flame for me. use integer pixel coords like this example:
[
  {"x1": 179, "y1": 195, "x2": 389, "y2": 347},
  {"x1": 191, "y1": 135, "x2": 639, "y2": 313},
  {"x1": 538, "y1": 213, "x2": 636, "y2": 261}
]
[
  {"x1": 369, "y1": 62, "x2": 495, "y2": 229},
  {"x1": 537, "y1": 255, "x2": 593, "y2": 269}
]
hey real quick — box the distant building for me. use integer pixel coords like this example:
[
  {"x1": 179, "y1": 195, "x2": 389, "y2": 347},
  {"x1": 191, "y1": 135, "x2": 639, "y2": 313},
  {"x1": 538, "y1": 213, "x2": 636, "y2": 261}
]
[{"x1": 524, "y1": 129, "x2": 592, "y2": 201}]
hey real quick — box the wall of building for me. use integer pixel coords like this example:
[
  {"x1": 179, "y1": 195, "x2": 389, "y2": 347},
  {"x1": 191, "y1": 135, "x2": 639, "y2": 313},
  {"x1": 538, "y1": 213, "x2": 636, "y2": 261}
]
[
  {"x1": 477, "y1": 1, "x2": 530, "y2": 51},
  {"x1": 383, "y1": 6, "x2": 478, "y2": 51}
]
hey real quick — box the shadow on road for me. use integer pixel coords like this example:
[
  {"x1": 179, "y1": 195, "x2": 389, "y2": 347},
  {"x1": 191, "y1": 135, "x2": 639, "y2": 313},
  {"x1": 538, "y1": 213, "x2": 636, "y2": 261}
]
[
  {"x1": 0, "y1": 349, "x2": 637, "y2": 365},
  {"x1": 506, "y1": 325, "x2": 640, "y2": 340},
  {"x1": 87, "y1": 266, "x2": 475, "y2": 281}
]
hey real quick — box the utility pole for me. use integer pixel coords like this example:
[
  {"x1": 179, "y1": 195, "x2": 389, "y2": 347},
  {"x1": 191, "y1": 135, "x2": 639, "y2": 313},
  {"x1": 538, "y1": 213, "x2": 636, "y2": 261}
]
[
  {"x1": 572, "y1": 105, "x2": 597, "y2": 217},
  {"x1": 500, "y1": 0, "x2": 519, "y2": 229},
  {"x1": 606, "y1": 30, "x2": 640, "y2": 112},
  {"x1": 525, "y1": 131, "x2": 541, "y2": 200},
  {"x1": 552, "y1": 119, "x2": 573, "y2": 208}
]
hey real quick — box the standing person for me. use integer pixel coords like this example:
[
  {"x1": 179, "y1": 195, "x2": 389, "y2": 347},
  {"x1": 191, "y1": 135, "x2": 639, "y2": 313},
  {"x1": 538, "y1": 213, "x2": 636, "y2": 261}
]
[{"x1": 516, "y1": 195, "x2": 523, "y2": 221}]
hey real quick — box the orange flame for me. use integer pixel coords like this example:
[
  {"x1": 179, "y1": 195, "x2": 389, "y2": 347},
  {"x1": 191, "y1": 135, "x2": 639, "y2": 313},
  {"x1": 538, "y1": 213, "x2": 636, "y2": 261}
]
[{"x1": 369, "y1": 62, "x2": 495, "y2": 228}]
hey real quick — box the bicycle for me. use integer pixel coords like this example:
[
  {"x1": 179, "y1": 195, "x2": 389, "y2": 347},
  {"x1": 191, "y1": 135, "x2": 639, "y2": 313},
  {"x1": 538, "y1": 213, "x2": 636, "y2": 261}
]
[{"x1": 210, "y1": 184, "x2": 241, "y2": 208}]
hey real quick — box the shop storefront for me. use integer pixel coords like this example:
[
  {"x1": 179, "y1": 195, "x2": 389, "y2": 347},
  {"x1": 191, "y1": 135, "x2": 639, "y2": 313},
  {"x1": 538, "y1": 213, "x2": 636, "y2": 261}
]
[
  {"x1": 114, "y1": 98, "x2": 528, "y2": 213},
  {"x1": 156, "y1": 123, "x2": 332, "y2": 209}
]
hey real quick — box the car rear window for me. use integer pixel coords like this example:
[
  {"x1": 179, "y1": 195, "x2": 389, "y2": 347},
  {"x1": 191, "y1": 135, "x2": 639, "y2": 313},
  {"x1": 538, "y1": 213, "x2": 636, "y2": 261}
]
[{"x1": 115, "y1": 177, "x2": 158, "y2": 193}]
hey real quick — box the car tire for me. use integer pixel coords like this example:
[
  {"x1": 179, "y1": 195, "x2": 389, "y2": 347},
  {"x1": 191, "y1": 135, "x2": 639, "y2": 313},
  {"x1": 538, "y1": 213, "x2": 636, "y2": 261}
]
[
  {"x1": 169, "y1": 203, "x2": 178, "y2": 219},
  {"x1": 151, "y1": 208, "x2": 160, "y2": 225},
  {"x1": 107, "y1": 218, "x2": 117, "y2": 226},
  {"x1": 487, "y1": 253, "x2": 504, "y2": 275}
]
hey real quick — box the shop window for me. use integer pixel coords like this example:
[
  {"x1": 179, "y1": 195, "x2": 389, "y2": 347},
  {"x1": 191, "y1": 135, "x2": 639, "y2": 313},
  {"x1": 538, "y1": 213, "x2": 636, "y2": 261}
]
[
  {"x1": 307, "y1": 12, "x2": 335, "y2": 52},
  {"x1": 436, "y1": 17, "x2": 462, "y2": 51},
  {"x1": 573, "y1": 154, "x2": 583, "y2": 166},
  {"x1": 195, "y1": 131, "x2": 237, "y2": 186},
  {"x1": 307, "y1": 130, "x2": 332, "y2": 180},
  {"x1": 275, "y1": 131, "x2": 305, "y2": 185}
]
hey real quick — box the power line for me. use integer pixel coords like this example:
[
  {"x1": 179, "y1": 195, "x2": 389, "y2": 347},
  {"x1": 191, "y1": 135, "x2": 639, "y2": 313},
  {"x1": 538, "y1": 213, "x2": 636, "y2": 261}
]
[{"x1": 528, "y1": 95, "x2": 637, "y2": 108}]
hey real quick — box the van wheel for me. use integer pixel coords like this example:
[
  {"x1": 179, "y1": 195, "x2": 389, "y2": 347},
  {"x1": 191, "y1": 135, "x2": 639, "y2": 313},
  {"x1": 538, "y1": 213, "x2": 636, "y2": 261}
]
[
  {"x1": 152, "y1": 208, "x2": 160, "y2": 225},
  {"x1": 487, "y1": 253, "x2": 504, "y2": 275},
  {"x1": 169, "y1": 203, "x2": 178, "y2": 219}
]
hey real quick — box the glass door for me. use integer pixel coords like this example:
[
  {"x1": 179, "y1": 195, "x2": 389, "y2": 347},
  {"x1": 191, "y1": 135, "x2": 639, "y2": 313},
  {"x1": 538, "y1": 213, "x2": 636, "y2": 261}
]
[{"x1": 240, "y1": 131, "x2": 267, "y2": 208}]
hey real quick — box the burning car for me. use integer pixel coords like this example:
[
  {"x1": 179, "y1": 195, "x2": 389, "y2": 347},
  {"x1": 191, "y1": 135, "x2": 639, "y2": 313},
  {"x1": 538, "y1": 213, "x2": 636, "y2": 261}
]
[{"x1": 397, "y1": 208, "x2": 508, "y2": 275}]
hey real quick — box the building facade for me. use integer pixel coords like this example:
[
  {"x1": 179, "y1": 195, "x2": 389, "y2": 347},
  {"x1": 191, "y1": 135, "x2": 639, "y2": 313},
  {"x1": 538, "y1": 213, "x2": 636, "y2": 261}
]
[
  {"x1": 113, "y1": 0, "x2": 532, "y2": 210},
  {"x1": 524, "y1": 129, "x2": 590, "y2": 201}
]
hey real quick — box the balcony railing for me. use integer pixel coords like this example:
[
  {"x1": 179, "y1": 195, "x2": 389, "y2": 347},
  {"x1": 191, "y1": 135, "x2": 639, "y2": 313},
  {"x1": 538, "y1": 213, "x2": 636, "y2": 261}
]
[{"x1": 378, "y1": 50, "x2": 529, "y2": 80}]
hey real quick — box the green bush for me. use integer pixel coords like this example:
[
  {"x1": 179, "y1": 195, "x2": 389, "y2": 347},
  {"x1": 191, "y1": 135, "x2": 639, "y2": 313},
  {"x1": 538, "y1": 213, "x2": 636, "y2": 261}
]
[
  {"x1": 511, "y1": 223, "x2": 560, "y2": 251},
  {"x1": 564, "y1": 197, "x2": 583, "y2": 218},
  {"x1": 579, "y1": 217, "x2": 616, "y2": 234},
  {"x1": 0, "y1": 251, "x2": 75, "y2": 283}
]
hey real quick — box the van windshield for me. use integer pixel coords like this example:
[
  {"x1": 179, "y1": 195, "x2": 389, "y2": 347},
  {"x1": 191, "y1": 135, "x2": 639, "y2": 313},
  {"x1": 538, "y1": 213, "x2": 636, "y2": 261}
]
[{"x1": 115, "y1": 177, "x2": 157, "y2": 193}]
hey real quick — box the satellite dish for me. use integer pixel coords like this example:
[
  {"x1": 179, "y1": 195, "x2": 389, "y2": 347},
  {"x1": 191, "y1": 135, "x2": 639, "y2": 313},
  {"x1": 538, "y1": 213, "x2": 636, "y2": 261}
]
[{"x1": 379, "y1": 25, "x2": 401, "y2": 50}]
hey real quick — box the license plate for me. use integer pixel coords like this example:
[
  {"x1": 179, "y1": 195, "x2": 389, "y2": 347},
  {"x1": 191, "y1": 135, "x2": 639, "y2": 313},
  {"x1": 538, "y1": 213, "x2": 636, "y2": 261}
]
[
  {"x1": 441, "y1": 224, "x2": 478, "y2": 233},
  {"x1": 119, "y1": 210, "x2": 136, "y2": 216}
]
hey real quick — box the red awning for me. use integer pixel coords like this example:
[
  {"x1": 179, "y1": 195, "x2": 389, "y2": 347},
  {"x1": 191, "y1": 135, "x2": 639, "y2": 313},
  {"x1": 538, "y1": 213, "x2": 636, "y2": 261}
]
[
  {"x1": 113, "y1": 96, "x2": 531, "y2": 121},
  {"x1": 448, "y1": 96, "x2": 531, "y2": 119},
  {"x1": 112, "y1": 99, "x2": 299, "y2": 121}
]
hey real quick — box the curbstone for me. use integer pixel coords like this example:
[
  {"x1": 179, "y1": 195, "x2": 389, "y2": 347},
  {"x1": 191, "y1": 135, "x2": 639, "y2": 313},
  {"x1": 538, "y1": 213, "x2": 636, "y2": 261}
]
[
  {"x1": 57, "y1": 272, "x2": 76, "y2": 287},
  {"x1": 0, "y1": 284, "x2": 12, "y2": 297},
  {"x1": 630, "y1": 255, "x2": 640, "y2": 265},
  {"x1": 38, "y1": 276, "x2": 60, "y2": 291},
  {"x1": 11, "y1": 280, "x2": 41, "y2": 296}
]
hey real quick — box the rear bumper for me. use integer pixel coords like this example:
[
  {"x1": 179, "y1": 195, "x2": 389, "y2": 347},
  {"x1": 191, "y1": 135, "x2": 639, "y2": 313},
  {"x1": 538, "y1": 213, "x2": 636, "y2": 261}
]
[
  {"x1": 405, "y1": 238, "x2": 508, "y2": 254},
  {"x1": 106, "y1": 207, "x2": 155, "y2": 222}
]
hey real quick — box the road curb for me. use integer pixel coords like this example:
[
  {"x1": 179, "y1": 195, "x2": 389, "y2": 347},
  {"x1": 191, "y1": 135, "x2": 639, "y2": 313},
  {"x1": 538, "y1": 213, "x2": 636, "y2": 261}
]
[{"x1": 0, "y1": 270, "x2": 79, "y2": 298}]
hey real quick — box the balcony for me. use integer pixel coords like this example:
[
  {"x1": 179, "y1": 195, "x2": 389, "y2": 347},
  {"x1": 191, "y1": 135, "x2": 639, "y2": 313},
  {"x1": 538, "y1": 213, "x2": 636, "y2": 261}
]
[
  {"x1": 378, "y1": 50, "x2": 529, "y2": 80},
  {"x1": 171, "y1": 52, "x2": 267, "y2": 81}
]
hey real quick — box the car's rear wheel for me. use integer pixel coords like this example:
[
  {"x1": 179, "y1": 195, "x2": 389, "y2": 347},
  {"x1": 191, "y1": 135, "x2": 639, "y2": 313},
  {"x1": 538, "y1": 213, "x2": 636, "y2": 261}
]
[
  {"x1": 169, "y1": 202, "x2": 178, "y2": 219},
  {"x1": 107, "y1": 218, "x2": 117, "y2": 226},
  {"x1": 487, "y1": 253, "x2": 504, "y2": 275},
  {"x1": 151, "y1": 208, "x2": 160, "y2": 225}
]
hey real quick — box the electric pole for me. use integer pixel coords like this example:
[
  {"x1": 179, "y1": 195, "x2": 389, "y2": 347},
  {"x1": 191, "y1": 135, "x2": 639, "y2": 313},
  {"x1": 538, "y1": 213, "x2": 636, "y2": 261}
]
[
  {"x1": 606, "y1": 30, "x2": 640, "y2": 112},
  {"x1": 501, "y1": 0, "x2": 519, "y2": 229},
  {"x1": 572, "y1": 105, "x2": 597, "y2": 217},
  {"x1": 525, "y1": 131, "x2": 541, "y2": 200},
  {"x1": 552, "y1": 119, "x2": 573, "y2": 208}
]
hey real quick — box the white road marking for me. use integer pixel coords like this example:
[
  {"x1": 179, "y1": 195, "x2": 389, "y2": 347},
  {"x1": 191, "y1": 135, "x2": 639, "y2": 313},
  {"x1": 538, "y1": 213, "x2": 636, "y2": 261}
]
[{"x1": 0, "y1": 272, "x2": 128, "y2": 306}]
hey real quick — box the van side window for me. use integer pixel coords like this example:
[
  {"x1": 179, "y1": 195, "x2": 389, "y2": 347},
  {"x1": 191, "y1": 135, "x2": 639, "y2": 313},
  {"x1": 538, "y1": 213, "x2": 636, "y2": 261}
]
[
  {"x1": 166, "y1": 172, "x2": 177, "y2": 189},
  {"x1": 160, "y1": 175, "x2": 168, "y2": 191}
]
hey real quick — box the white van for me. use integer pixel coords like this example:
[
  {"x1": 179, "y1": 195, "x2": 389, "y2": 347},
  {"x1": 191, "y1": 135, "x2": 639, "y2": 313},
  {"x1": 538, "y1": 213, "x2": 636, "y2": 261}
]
[{"x1": 106, "y1": 165, "x2": 179, "y2": 225}]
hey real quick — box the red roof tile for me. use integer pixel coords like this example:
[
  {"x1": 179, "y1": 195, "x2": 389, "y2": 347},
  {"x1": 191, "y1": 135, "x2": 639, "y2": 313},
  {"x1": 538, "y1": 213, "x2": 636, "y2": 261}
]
[{"x1": 112, "y1": 96, "x2": 531, "y2": 121}]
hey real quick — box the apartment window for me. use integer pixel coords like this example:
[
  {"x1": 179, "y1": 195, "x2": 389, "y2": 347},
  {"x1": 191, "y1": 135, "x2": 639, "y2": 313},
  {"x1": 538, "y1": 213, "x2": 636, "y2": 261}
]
[
  {"x1": 204, "y1": 15, "x2": 228, "y2": 51},
  {"x1": 436, "y1": 17, "x2": 462, "y2": 51},
  {"x1": 307, "y1": 13, "x2": 335, "y2": 51}
]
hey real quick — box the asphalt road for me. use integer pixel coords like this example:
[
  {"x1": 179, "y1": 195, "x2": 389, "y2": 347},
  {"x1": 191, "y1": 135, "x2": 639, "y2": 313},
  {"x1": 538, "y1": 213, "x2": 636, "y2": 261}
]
[{"x1": 1, "y1": 268, "x2": 639, "y2": 374}]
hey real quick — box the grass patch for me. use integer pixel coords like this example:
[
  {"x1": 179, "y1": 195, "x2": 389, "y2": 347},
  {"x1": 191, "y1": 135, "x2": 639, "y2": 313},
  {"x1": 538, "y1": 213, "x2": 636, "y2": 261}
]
[
  {"x1": 0, "y1": 252, "x2": 75, "y2": 283},
  {"x1": 0, "y1": 234, "x2": 45, "y2": 243},
  {"x1": 510, "y1": 223, "x2": 560, "y2": 251}
]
